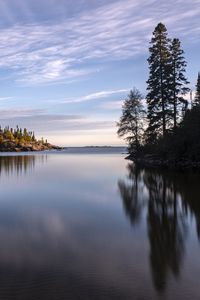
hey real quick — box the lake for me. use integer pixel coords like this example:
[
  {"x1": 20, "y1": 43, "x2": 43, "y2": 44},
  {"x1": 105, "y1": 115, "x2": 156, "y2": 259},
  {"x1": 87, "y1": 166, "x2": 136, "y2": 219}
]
[{"x1": 0, "y1": 147, "x2": 199, "y2": 300}]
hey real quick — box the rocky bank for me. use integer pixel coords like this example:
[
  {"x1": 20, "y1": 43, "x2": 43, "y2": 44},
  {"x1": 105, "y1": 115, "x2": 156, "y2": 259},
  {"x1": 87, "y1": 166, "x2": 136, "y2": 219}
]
[{"x1": 0, "y1": 140, "x2": 63, "y2": 152}]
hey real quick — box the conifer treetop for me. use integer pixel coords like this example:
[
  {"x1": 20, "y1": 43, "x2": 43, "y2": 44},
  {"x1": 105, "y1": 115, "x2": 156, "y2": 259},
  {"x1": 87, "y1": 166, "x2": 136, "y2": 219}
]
[{"x1": 194, "y1": 72, "x2": 200, "y2": 105}]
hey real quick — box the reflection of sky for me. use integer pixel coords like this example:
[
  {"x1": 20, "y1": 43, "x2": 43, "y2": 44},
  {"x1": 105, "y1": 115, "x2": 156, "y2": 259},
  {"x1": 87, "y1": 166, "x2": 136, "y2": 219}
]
[
  {"x1": 0, "y1": 0, "x2": 199, "y2": 145},
  {"x1": 0, "y1": 152, "x2": 153, "y2": 299},
  {"x1": 0, "y1": 152, "x2": 199, "y2": 299}
]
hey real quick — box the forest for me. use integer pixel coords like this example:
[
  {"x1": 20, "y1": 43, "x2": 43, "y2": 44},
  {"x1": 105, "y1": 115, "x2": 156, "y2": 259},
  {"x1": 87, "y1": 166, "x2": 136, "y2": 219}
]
[
  {"x1": 0, "y1": 125, "x2": 60, "y2": 152},
  {"x1": 0, "y1": 126, "x2": 37, "y2": 144},
  {"x1": 117, "y1": 23, "x2": 200, "y2": 168}
]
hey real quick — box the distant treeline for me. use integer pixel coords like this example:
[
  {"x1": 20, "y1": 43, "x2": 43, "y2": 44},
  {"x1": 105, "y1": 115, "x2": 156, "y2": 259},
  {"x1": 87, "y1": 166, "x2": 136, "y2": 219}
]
[
  {"x1": 0, "y1": 126, "x2": 46, "y2": 144},
  {"x1": 117, "y1": 23, "x2": 200, "y2": 164}
]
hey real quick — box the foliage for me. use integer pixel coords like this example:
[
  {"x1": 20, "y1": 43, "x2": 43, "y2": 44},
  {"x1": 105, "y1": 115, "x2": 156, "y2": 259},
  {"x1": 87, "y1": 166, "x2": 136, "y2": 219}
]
[
  {"x1": 146, "y1": 24, "x2": 189, "y2": 142},
  {"x1": 194, "y1": 72, "x2": 200, "y2": 106},
  {"x1": 146, "y1": 23, "x2": 171, "y2": 140},
  {"x1": 141, "y1": 105, "x2": 200, "y2": 162},
  {"x1": 117, "y1": 88, "x2": 145, "y2": 156},
  {"x1": 0, "y1": 126, "x2": 41, "y2": 144},
  {"x1": 118, "y1": 23, "x2": 200, "y2": 164},
  {"x1": 169, "y1": 38, "x2": 190, "y2": 129}
]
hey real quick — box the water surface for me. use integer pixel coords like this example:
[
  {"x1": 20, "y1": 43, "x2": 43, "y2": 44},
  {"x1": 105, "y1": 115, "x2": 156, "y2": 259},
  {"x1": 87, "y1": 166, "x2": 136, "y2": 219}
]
[{"x1": 0, "y1": 148, "x2": 199, "y2": 299}]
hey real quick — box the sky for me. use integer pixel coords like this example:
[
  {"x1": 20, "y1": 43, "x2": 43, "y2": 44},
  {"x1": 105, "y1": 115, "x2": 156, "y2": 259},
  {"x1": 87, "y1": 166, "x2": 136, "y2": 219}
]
[{"x1": 0, "y1": 0, "x2": 199, "y2": 146}]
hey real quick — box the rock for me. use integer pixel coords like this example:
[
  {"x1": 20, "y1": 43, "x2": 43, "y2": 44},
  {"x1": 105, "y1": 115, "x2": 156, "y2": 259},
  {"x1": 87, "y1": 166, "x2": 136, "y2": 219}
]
[{"x1": 0, "y1": 140, "x2": 62, "y2": 152}]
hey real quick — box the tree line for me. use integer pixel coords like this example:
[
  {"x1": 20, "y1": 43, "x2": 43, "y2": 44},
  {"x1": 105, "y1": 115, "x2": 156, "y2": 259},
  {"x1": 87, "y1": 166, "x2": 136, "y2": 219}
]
[
  {"x1": 0, "y1": 125, "x2": 46, "y2": 145},
  {"x1": 118, "y1": 23, "x2": 200, "y2": 163}
]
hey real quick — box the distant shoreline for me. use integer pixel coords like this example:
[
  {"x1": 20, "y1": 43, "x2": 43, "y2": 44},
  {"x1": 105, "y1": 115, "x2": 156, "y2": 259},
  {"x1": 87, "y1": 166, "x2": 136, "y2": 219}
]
[{"x1": 0, "y1": 145, "x2": 126, "y2": 154}]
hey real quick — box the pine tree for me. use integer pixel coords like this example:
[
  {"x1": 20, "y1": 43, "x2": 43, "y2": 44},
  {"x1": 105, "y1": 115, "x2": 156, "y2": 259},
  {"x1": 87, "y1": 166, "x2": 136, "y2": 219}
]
[
  {"x1": 32, "y1": 132, "x2": 36, "y2": 142},
  {"x1": 170, "y1": 38, "x2": 190, "y2": 129},
  {"x1": 117, "y1": 88, "x2": 145, "y2": 156},
  {"x1": 194, "y1": 72, "x2": 200, "y2": 106},
  {"x1": 146, "y1": 23, "x2": 171, "y2": 141}
]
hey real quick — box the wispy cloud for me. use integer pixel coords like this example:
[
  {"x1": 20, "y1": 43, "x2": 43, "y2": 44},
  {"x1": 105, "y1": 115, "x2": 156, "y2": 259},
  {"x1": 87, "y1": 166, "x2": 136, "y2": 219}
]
[
  {"x1": 100, "y1": 100, "x2": 123, "y2": 110},
  {"x1": 0, "y1": 108, "x2": 115, "y2": 134},
  {"x1": 0, "y1": 108, "x2": 44, "y2": 118},
  {"x1": 0, "y1": 97, "x2": 13, "y2": 102},
  {"x1": 0, "y1": 0, "x2": 199, "y2": 85},
  {"x1": 61, "y1": 89, "x2": 130, "y2": 104}
]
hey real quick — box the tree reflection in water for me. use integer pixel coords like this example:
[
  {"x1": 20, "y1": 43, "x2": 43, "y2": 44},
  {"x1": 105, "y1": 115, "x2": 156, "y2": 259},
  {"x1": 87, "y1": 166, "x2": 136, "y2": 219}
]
[
  {"x1": 144, "y1": 170, "x2": 185, "y2": 292},
  {"x1": 118, "y1": 164, "x2": 145, "y2": 226},
  {"x1": 0, "y1": 155, "x2": 47, "y2": 177},
  {"x1": 118, "y1": 163, "x2": 200, "y2": 292}
]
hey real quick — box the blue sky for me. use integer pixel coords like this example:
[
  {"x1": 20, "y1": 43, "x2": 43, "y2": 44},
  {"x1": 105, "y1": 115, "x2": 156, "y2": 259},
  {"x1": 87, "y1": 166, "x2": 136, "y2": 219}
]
[{"x1": 0, "y1": 0, "x2": 199, "y2": 146}]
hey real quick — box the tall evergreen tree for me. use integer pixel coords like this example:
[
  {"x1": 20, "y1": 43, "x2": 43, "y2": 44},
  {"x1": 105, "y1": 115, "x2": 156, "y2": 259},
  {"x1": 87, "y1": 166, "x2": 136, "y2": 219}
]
[
  {"x1": 194, "y1": 72, "x2": 200, "y2": 106},
  {"x1": 117, "y1": 88, "x2": 145, "y2": 156},
  {"x1": 170, "y1": 38, "x2": 189, "y2": 129},
  {"x1": 146, "y1": 23, "x2": 171, "y2": 141}
]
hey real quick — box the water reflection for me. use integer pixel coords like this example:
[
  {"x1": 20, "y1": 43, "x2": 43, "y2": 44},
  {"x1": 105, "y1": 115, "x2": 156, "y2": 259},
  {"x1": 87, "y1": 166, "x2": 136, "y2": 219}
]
[
  {"x1": 118, "y1": 164, "x2": 145, "y2": 226},
  {"x1": 119, "y1": 164, "x2": 200, "y2": 292},
  {"x1": 0, "y1": 155, "x2": 47, "y2": 177},
  {"x1": 0, "y1": 153, "x2": 199, "y2": 299},
  {"x1": 144, "y1": 170, "x2": 185, "y2": 291}
]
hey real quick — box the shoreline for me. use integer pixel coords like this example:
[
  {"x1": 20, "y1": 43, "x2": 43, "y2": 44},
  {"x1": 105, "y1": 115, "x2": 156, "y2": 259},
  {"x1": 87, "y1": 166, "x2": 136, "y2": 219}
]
[
  {"x1": 126, "y1": 155, "x2": 200, "y2": 172},
  {"x1": 0, "y1": 141, "x2": 63, "y2": 152}
]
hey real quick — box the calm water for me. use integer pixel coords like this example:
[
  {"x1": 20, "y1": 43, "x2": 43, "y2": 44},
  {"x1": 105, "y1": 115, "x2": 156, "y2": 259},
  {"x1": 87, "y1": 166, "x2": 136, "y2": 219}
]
[{"x1": 0, "y1": 148, "x2": 200, "y2": 300}]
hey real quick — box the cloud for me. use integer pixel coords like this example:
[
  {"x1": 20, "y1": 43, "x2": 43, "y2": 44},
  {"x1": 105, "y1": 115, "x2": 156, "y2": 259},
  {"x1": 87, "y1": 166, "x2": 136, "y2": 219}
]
[
  {"x1": 0, "y1": 97, "x2": 13, "y2": 102},
  {"x1": 0, "y1": 0, "x2": 199, "y2": 84},
  {"x1": 0, "y1": 108, "x2": 115, "y2": 134},
  {"x1": 0, "y1": 108, "x2": 45, "y2": 118},
  {"x1": 61, "y1": 89, "x2": 130, "y2": 104},
  {"x1": 100, "y1": 100, "x2": 123, "y2": 110}
]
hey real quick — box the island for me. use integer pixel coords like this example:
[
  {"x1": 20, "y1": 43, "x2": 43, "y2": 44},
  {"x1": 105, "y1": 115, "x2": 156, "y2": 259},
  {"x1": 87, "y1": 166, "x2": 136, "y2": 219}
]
[{"x1": 0, "y1": 126, "x2": 62, "y2": 152}]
